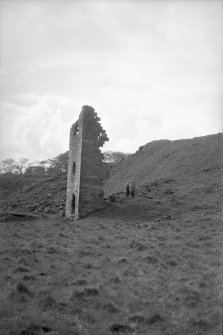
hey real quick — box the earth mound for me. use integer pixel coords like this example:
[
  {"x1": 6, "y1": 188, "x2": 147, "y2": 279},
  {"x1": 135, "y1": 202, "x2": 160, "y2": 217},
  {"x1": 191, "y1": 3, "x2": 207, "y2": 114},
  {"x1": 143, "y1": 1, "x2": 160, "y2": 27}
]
[
  {"x1": 0, "y1": 174, "x2": 67, "y2": 215},
  {"x1": 104, "y1": 133, "x2": 223, "y2": 211}
]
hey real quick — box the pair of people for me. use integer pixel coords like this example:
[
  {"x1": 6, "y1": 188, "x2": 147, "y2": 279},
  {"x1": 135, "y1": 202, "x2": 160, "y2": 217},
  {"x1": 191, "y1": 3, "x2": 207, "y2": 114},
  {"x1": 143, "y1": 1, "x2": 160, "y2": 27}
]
[{"x1": 125, "y1": 182, "x2": 136, "y2": 198}]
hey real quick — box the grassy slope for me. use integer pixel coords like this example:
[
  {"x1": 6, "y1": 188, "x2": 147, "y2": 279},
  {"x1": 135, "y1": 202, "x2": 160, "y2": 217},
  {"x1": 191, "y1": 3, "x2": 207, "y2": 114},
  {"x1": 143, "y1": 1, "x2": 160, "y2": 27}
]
[
  {"x1": 0, "y1": 133, "x2": 222, "y2": 214},
  {"x1": 104, "y1": 133, "x2": 222, "y2": 196},
  {"x1": 0, "y1": 205, "x2": 222, "y2": 334},
  {"x1": 0, "y1": 175, "x2": 67, "y2": 214},
  {"x1": 0, "y1": 133, "x2": 222, "y2": 334}
]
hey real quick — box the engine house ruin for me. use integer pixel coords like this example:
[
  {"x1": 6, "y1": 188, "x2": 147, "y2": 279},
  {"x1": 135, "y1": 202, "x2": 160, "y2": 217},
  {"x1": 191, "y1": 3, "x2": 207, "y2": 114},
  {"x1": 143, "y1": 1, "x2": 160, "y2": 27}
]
[{"x1": 66, "y1": 105, "x2": 109, "y2": 219}]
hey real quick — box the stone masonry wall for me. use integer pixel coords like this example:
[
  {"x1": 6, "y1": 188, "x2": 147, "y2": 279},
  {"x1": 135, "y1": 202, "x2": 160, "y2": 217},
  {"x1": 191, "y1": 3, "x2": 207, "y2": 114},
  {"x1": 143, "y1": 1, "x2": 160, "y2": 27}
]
[{"x1": 66, "y1": 106, "x2": 108, "y2": 219}]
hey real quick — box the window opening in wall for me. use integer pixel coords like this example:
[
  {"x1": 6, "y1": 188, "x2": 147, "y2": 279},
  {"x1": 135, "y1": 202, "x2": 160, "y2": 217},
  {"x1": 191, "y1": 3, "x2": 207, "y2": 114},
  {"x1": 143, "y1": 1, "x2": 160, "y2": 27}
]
[
  {"x1": 73, "y1": 123, "x2": 79, "y2": 136},
  {"x1": 72, "y1": 162, "x2": 76, "y2": 174},
  {"x1": 71, "y1": 193, "x2": 75, "y2": 214}
]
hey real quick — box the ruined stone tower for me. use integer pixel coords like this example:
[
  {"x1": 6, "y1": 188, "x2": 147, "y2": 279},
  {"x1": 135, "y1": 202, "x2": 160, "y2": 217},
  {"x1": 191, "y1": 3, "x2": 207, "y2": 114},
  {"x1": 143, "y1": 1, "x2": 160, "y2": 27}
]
[{"x1": 66, "y1": 105, "x2": 109, "y2": 219}]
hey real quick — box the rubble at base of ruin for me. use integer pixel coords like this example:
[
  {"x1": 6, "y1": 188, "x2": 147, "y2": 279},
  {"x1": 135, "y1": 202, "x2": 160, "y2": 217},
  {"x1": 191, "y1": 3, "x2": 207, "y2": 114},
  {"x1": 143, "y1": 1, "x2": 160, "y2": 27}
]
[{"x1": 66, "y1": 105, "x2": 109, "y2": 219}]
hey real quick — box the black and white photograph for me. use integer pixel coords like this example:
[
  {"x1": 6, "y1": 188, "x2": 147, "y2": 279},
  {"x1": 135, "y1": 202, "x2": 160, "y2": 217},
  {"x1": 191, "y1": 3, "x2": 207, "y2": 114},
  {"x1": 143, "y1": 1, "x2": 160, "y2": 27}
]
[{"x1": 0, "y1": 1, "x2": 222, "y2": 334}]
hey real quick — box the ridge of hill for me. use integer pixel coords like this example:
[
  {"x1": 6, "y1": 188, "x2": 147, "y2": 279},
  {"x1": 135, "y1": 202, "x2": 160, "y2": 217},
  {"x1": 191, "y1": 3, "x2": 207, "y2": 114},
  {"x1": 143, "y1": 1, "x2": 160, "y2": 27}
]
[{"x1": 104, "y1": 133, "x2": 223, "y2": 201}]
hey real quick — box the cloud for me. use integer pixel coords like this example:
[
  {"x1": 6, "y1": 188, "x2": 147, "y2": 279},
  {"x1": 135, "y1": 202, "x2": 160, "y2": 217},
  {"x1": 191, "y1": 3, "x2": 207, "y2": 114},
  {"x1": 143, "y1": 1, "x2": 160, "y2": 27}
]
[
  {"x1": 0, "y1": 94, "x2": 82, "y2": 160},
  {"x1": 0, "y1": 1, "x2": 222, "y2": 161},
  {"x1": 114, "y1": 137, "x2": 135, "y2": 153}
]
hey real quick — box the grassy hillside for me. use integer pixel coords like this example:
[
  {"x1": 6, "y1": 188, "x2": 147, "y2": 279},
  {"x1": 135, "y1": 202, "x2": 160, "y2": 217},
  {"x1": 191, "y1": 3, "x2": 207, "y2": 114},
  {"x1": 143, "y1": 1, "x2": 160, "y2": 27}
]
[
  {"x1": 0, "y1": 133, "x2": 222, "y2": 215},
  {"x1": 105, "y1": 133, "x2": 222, "y2": 193},
  {"x1": 104, "y1": 133, "x2": 223, "y2": 209},
  {"x1": 0, "y1": 174, "x2": 67, "y2": 215},
  {"x1": 0, "y1": 209, "x2": 222, "y2": 335},
  {"x1": 0, "y1": 133, "x2": 222, "y2": 334}
]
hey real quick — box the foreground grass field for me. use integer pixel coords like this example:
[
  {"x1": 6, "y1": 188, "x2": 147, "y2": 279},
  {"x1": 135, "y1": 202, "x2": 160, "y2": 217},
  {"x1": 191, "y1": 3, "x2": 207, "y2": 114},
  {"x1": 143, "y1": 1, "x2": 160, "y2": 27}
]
[{"x1": 0, "y1": 192, "x2": 222, "y2": 335}]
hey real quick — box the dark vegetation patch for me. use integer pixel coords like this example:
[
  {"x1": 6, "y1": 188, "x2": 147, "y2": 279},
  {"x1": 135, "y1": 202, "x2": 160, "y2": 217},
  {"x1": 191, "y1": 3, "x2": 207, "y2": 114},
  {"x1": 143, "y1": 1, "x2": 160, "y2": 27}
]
[
  {"x1": 0, "y1": 212, "x2": 41, "y2": 222},
  {"x1": 144, "y1": 255, "x2": 158, "y2": 264},
  {"x1": 117, "y1": 257, "x2": 128, "y2": 264},
  {"x1": 18, "y1": 323, "x2": 42, "y2": 335},
  {"x1": 109, "y1": 323, "x2": 133, "y2": 333},
  {"x1": 38, "y1": 295, "x2": 58, "y2": 310},
  {"x1": 71, "y1": 287, "x2": 100, "y2": 299},
  {"x1": 129, "y1": 314, "x2": 146, "y2": 323},
  {"x1": 22, "y1": 275, "x2": 36, "y2": 281},
  {"x1": 18, "y1": 323, "x2": 52, "y2": 335},
  {"x1": 14, "y1": 266, "x2": 30, "y2": 273},
  {"x1": 189, "y1": 318, "x2": 213, "y2": 331},
  {"x1": 47, "y1": 246, "x2": 57, "y2": 254},
  {"x1": 78, "y1": 248, "x2": 93, "y2": 257},
  {"x1": 73, "y1": 279, "x2": 88, "y2": 286},
  {"x1": 166, "y1": 258, "x2": 178, "y2": 267},
  {"x1": 109, "y1": 276, "x2": 121, "y2": 284},
  {"x1": 146, "y1": 313, "x2": 165, "y2": 325},
  {"x1": 129, "y1": 240, "x2": 147, "y2": 251},
  {"x1": 16, "y1": 283, "x2": 32, "y2": 296},
  {"x1": 103, "y1": 302, "x2": 119, "y2": 313}
]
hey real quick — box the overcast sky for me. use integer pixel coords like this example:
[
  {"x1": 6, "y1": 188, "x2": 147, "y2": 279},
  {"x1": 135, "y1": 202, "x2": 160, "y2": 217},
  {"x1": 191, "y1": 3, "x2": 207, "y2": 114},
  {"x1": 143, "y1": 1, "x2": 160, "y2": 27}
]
[{"x1": 0, "y1": 0, "x2": 222, "y2": 161}]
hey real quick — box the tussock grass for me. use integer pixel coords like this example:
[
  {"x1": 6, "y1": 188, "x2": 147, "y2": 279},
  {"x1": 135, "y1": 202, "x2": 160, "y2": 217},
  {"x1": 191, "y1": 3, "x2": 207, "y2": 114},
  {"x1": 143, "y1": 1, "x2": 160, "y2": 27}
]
[
  {"x1": 103, "y1": 302, "x2": 119, "y2": 313},
  {"x1": 146, "y1": 313, "x2": 165, "y2": 325},
  {"x1": 47, "y1": 246, "x2": 57, "y2": 254},
  {"x1": 14, "y1": 266, "x2": 30, "y2": 273},
  {"x1": 128, "y1": 314, "x2": 146, "y2": 323},
  {"x1": 109, "y1": 323, "x2": 133, "y2": 333},
  {"x1": 16, "y1": 283, "x2": 32, "y2": 296},
  {"x1": 71, "y1": 287, "x2": 100, "y2": 299},
  {"x1": 38, "y1": 295, "x2": 58, "y2": 310},
  {"x1": 73, "y1": 279, "x2": 87, "y2": 286},
  {"x1": 22, "y1": 275, "x2": 36, "y2": 281}
]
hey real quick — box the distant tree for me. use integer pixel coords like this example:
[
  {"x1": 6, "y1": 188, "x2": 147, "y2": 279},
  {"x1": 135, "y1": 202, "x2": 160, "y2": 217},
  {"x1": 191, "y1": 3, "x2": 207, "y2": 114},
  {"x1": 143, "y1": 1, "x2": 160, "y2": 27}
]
[
  {"x1": 0, "y1": 158, "x2": 17, "y2": 174},
  {"x1": 0, "y1": 151, "x2": 130, "y2": 176},
  {"x1": 38, "y1": 159, "x2": 51, "y2": 171},
  {"x1": 45, "y1": 151, "x2": 69, "y2": 176},
  {"x1": 25, "y1": 165, "x2": 46, "y2": 176},
  {"x1": 102, "y1": 151, "x2": 131, "y2": 179},
  {"x1": 14, "y1": 158, "x2": 29, "y2": 174},
  {"x1": 102, "y1": 151, "x2": 131, "y2": 164}
]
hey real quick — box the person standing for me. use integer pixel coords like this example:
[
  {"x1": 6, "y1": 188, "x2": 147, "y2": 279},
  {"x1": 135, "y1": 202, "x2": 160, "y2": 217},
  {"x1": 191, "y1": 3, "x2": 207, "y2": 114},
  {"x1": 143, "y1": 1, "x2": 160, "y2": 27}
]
[
  {"x1": 125, "y1": 182, "x2": 130, "y2": 197},
  {"x1": 130, "y1": 182, "x2": 136, "y2": 197}
]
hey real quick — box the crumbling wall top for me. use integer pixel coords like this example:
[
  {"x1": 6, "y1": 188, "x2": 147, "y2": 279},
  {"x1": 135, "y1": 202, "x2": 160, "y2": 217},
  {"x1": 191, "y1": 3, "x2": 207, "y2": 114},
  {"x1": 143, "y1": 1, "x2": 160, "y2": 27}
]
[{"x1": 80, "y1": 105, "x2": 109, "y2": 146}]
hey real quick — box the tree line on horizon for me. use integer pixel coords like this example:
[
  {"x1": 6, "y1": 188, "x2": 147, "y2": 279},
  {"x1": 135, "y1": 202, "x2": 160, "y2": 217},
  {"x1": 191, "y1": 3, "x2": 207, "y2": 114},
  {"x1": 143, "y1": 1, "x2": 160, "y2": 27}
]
[{"x1": 0, "y1": 151, "x2": 131, "y2": 176}]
